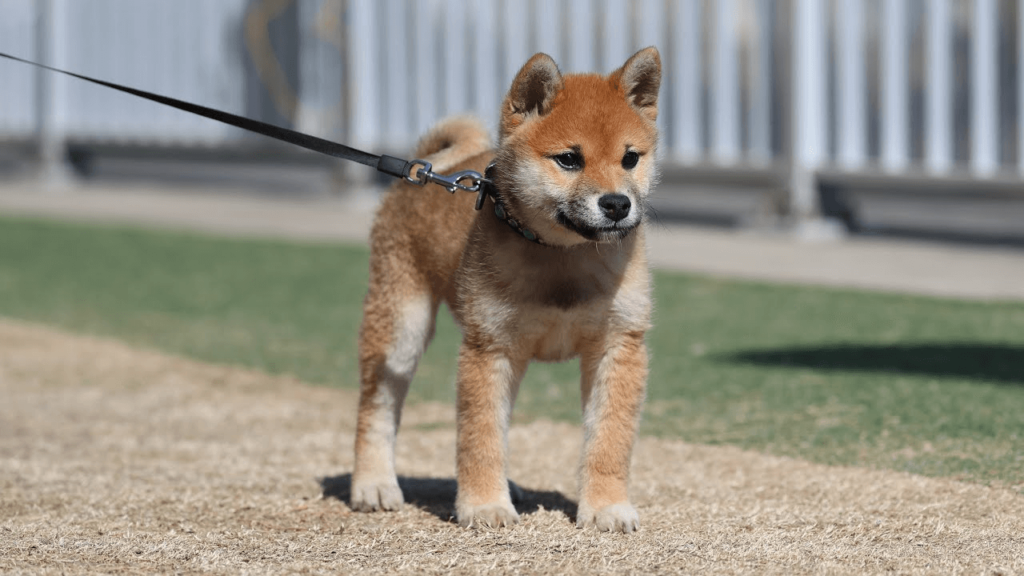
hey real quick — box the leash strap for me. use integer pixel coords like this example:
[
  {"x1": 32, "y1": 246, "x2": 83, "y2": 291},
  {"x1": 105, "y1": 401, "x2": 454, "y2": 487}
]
[
  {"x1": 0, "y1": 50, "x2": 443, "y2": 184},
  {"x1": 0, "y1": 52, "x2": 552, "y2": 243}
]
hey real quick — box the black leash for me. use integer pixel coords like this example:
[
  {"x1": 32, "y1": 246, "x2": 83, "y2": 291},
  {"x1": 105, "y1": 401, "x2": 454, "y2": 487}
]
[{"x1": 0, "y1": 50, "x2": 488, "y2": 201}]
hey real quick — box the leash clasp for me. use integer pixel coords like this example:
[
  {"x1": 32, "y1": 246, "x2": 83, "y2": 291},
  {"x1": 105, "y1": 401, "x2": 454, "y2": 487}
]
[{"x1": 406, "y1": 159, "x2": 484, "y2": 194}]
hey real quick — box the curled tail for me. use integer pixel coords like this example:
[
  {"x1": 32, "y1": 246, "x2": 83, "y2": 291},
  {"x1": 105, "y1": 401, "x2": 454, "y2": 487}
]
[{"x1": 412, "y1": 116, "x2": 492, "y2": 173}]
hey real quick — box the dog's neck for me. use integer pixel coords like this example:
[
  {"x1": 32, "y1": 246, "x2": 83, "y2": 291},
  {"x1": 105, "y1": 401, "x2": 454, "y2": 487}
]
[{"x1": 480, "y1": 164, "x2": 545, "y2": 245}]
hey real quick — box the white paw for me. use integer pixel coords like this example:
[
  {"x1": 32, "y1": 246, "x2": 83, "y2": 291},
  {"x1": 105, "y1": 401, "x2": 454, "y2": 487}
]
[
  {"x1": 576, "y1": 502, "x2": 640, "y2": 533},
  {"x1": 456, "y1": 500, "x2": 520, "y2": 529},
  {"x1": 350, "y1": 479, "x2": 404, "y2": 512}
]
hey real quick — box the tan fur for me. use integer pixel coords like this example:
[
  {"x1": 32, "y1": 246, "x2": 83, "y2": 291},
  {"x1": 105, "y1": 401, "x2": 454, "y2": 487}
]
[{"x1": 352, "y1": 47, "x2": 662, "y2": 533}]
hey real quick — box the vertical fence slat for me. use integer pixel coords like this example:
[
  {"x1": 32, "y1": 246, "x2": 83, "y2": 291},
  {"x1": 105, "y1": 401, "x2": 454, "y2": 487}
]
[
  {"x1": 16, "y1": 1, "x2": 37, "y2": 134},
  {"x1": 533, "y1": 0, "x2": 562, "y2": 64},
  {"x1": 672, "y1": 0, "x2": 702, "y2": 162},
  {"x1": 382, "y1": 0, "x2": 410, "y2": 148},
  {"x1": 52, "y1": 0, "x2": 69, "y2": 138},
  {"x1": 881, "y1": 0, "x2": 909, "y2": 172},
  {"x1": 412, "y1": 0, "x2": 438, "y2": 135},
  {"x1": 64, "y1": 1, "x2": 86, "y2": 136},
  {"x1": 150, "y1": 1, "x2": 173, "y2": 138},
  {"x1": 471, "y1": 0, "x2": 499, "y2": 131},
  {"x1": 637, "y1": 0, "x2": 667, "y2": 153},
  {"x1": 62, "y1": 1, "x2": 80, "y2": 135},
  {"x1": 602, "y1": 0, "x2": 631, "y2": 72},
  {"x1": 110, "y1": 0, "x2": 129, "y2": 136},
  {"x1": 0, "y1": 1, "x2": 36, "y2": 135},
  {"x1": 197, "y1": 1, "x2": 221, "y2": 140},
  {"x1": 36, "y1": 0, "x2": 65, "y2": 173},
  {"x1": 159, "y1": 1, "x2": 185, "y2": 137},
  {"x1": 443, "y1": 0, "x2": 469, "y2": 116},
  {"x1": 178, "y1": 1, "x2": 200, "y2": 138},
  {"x1": 637, "y1": 0, "x2": 664, "y2": 53},
  {"x1": 792, "y1": 0, "x2": 827, "y2": 165},
  {"x1": 926, "y1": 0, "x2": 952, "y2": 174},
  {"x1": 747, "y1": 0, "x2": 772, "y2": 163},
  {"x1": 181, "y1": 0, "x2": 202, "y2": 137},
  {"x1": 348, "y1": 0, "x2": 379, "y2": 149},
  {"x1": 836, "y1": 0, "x2": 866, "y2": 169},
  {"x1": 791, "y1": 0, "x2": 827, "y2": 216},
  {"x1": 972, "y1": 0, "x2": 998, "y2": 175},
  {"x1": 712, "y1": 0, "x2": 740, "y2": 164},
  {"x1": 503, "y1": 0, "x2": 530, "y2": 84},
  {"x1": 567, "y1": 0, "x2": 595, "y2": 72},
  {"x1": 1019, "y1": 0, "x2": 1024, "y2": 173}
]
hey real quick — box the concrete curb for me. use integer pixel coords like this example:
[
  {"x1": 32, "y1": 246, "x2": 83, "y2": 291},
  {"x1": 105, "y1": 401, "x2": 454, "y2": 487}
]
[{"x1": 3, "y1": 181, "x2": 1024, "y2": 301}]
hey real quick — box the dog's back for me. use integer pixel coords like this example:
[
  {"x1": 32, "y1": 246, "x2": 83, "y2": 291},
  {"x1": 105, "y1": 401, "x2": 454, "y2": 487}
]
[{"x1": 367, "y1": 116, "x2": 492, "y2": 304}]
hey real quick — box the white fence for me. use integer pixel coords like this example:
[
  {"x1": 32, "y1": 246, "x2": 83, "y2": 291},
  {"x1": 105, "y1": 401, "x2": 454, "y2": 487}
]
[
  {"x1": 345, "y1": 0, "x2": 777, "y2": 163},
  {"x1": 2, "y1": 0, "x2": 1024, "y2": 212},
  {"x1": 345, "y1": 0, "x2": 1024, "y2": 186},
  {"x1": 1, "y1": 0, "x2": 248, "y2": 143},
  {"x1": 0, "y1": 0, "x2": 344, "y2": 144}
]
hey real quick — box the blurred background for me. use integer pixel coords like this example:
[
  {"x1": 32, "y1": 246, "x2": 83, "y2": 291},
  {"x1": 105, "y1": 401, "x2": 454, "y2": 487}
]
[{"x1": 3, "y1": 0, "x2": 1024, "y2": 245}]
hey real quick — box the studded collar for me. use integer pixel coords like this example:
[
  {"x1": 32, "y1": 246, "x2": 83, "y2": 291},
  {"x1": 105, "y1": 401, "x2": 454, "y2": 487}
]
[{"x1": 477, "y1": 164, "x2": 544, "y2": 245}]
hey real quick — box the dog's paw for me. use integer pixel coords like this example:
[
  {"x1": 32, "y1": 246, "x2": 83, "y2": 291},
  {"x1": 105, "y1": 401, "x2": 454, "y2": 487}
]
[
  {"x1": 350, "y1": 480, "x2": 404, "y2": 512},
  {"x1": 456, "y1": 500, "x2": 520, "y2": 529},
  {"x1": 576, "y1": 502, "x2": 640, "y2": 533}
]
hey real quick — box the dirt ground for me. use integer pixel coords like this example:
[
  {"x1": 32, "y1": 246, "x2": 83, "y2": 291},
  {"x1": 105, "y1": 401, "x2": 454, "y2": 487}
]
[{"x1": 1, "y1": 318, "x2": 1022, "y2": 575}]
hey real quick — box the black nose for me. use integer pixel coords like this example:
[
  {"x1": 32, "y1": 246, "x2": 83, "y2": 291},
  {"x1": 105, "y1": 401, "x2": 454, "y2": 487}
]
[{"x1": 598, "y1": 194, "x2": 631, "y2": 222}]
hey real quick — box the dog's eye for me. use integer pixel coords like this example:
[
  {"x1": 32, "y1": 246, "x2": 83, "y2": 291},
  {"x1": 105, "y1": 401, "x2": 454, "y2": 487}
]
[
  {"x1": 622, "y1": 151, "x2": 640, "y2": 170},
  {"x1": 553, "y1": 152, "x2": 583, "y2": 171}
]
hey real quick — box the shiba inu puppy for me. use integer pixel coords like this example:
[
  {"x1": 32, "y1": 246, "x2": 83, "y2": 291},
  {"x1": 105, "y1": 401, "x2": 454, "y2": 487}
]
[{"x1": 351, "y1": 47, "x2": 661, "y2": 533}]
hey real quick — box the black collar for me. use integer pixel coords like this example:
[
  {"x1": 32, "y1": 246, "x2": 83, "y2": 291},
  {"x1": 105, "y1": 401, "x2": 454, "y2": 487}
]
[{"x1": 477, "y1": 164, "x2": 544, "y2": 245}]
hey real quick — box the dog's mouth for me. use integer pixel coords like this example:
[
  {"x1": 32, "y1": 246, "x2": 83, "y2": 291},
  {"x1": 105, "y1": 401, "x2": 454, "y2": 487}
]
[{"x1": 556, "y1": 211, "x2": 639, "y2": 241}]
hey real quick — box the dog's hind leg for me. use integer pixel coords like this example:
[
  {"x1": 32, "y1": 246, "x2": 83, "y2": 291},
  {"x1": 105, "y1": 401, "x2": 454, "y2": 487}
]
[{"x1": 351, "y1": 282, "x2": 436, "y2": 512}]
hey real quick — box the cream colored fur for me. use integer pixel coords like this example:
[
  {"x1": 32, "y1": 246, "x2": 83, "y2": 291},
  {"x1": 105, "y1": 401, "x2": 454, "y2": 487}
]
[{"x1": 352, "y1": 47, "x2": 662, "y2": 533}]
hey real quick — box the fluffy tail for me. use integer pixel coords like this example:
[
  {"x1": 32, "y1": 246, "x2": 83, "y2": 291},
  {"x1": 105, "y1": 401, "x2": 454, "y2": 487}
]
[{"x1": 412, "y1": 116, "x2": 492, "y2": 173}]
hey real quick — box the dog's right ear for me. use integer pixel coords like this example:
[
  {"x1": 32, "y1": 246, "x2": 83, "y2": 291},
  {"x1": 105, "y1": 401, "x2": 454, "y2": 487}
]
[{"x1": 500, "y1": 53, "x2": 564, "y2": 139}]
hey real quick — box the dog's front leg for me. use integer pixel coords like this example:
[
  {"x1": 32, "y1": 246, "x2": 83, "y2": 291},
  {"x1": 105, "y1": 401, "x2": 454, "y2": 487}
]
[
  {"x1": 454, "y1": 342, "x2": 525, "y2": 528},
  {"x1": 577, "y1": 330, "x2": 648, "y2": 533}
]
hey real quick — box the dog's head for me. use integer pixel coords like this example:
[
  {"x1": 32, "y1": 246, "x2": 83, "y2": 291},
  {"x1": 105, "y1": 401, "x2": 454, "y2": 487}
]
[{"x1": 492, "y1": 47, "x2": 661, "y2": 247}]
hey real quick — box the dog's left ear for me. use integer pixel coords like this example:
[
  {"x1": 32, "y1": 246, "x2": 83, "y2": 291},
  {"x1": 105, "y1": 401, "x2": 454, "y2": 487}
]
[
  {"x1": 500, "y1": 53, "x2": 564, "y2": 139},
  {"x1": 611, "y1": 47, "x2": 661, "y2": 123}
]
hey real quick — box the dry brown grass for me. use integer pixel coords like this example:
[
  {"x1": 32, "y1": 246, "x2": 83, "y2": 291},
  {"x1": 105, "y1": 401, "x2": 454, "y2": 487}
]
[{"x1": 1, "y1": 318, "x2": 1021, "y2": 575}]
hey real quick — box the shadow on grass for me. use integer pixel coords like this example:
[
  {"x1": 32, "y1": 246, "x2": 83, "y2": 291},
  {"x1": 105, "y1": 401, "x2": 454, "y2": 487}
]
[
  {"x1": 320, "y1": 474, "x2": 578, "y2": 523},
  {"x1": 722, "y1": 343, "x2": 1024, "y2": 384}
]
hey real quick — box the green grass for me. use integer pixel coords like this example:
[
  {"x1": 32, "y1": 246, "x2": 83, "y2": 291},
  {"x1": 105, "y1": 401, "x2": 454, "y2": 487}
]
[{"x1": 1, "y1": 216, "x2": 1022, "y2": 486}]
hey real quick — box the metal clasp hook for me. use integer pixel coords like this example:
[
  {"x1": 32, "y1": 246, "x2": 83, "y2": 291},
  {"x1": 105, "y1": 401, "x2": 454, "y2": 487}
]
[
  {"x1": 426, "y1": 169, "x2": 484, "y2": 193},
  {"x1": 405, "y1": 159, "x2": 483, "y2": 193}
]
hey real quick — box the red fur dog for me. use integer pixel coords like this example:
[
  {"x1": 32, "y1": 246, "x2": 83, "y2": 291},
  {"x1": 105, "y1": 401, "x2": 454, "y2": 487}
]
[{"x1": 351, "y1": 47, "x2": 661, "y2": 532}]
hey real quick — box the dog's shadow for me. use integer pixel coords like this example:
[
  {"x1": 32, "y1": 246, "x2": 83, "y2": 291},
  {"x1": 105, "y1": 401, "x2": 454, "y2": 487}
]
[{"x1": 320, "y1": 474, "x2": 578, "y2": 523}]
